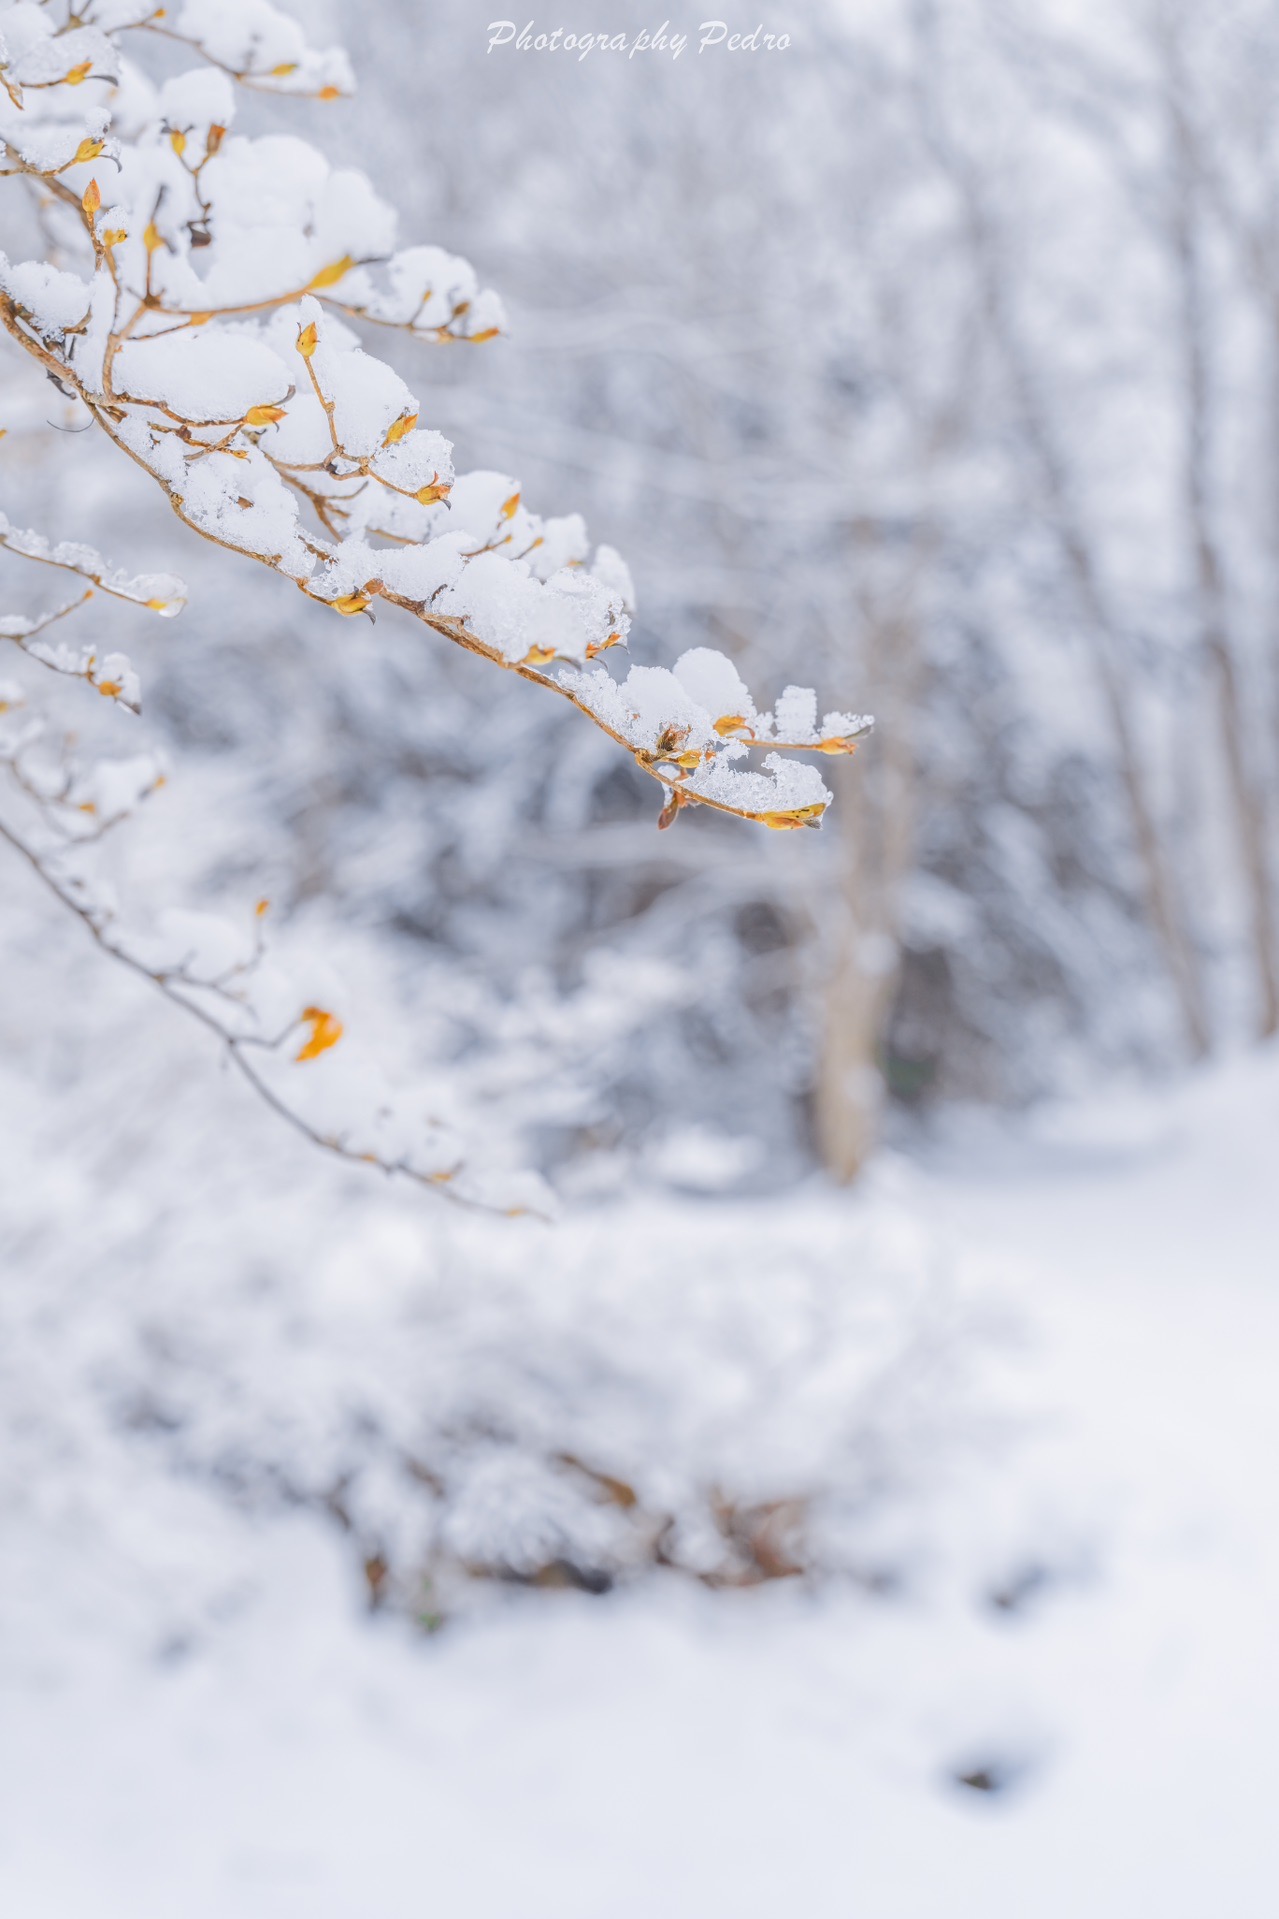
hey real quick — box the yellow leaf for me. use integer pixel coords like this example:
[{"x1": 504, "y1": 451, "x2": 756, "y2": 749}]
[
  {"x1": 414, "y1": 479, "x2": 450, "y2": 505},
  {"x1": 64, "y1": 60, "x2": 93, "y2": 86},
  {"x1": 500, "y1": 491, "x2": 521, "y2": 520},
  {"x1": 296, "y1": 320, "x2": 319, "y2": 358},
  {"x1": 143, "y1": 222, "x2": 164, "y2": 253},
  {"x1": 244, "y1": 402, "x2": 286, "y2": 426},
  {"x1": 332, "y1": 592, "x2": 372, "y2": 616},
  {"x1": 81, "y1": 178, "x2": 101, "y2": 217},
  {"x1": 101, "y1": 227, "x2": 127, "y2": 249},
  {"x1": 187, "y1": 311, "x2": 212, "y2": 326},
  {"x1": 674, "y1": 750, "x2": 702, "y2": 770},
  {"x1": 270, "y1": 62, "x2": 298, "y2": 78},
  {"x1": 73, "y1": 137, "x2": 104, "y2": 164},
  {"x1": 295, "y1": 1007, "x2": 343, "y2": 1062},
  {"x1": 169, "y1": 128, "x2": 187, "y2": 157},
  {"x1": 521, "y1": 644, "x2": 557, "y2": 666},
  {"x1": 255, "y1": 897, "x2": 270, "y2": 918},
  {"x1": 812, "y1": 736, "x2": 861, "y2": 755},
  {"x1": 383, "y1": 410, "x2": 418, "y2": 446},
  {"x1": 307, "y1": 255, "x2": 356, "y2": 292},
  {"x1": 95, "y1": 679, "x2": 122, "y2": 698},
  {"x1": 760, "y1": 804, "x2": 827, "y2": 831},
  {"x1": 318, "y1": 85, "x2": 342, "y2": 101},
  {"x1": 713, "y1": 713, "x2": 752, "y2": 738},
  {"x1": 466, "y1": 327, "x2": 501, "y2": 344}
]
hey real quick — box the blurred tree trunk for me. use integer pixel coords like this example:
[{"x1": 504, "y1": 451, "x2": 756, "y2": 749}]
[
  {"x1": 1163, "y1": 54, "x2": 1279, "y2": 1038},
  {"x1": 814, "y1": 593, "x2": 921, "y2": 1184}
]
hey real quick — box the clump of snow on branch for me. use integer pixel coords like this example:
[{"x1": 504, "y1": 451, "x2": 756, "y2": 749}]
[{"x1": 0, "y1": 0, "x2": 869, "y2": 832}]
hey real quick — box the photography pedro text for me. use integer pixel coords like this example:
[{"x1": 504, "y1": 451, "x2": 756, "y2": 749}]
[{"x1": 487, "y1": 20, "x2": 791, "y2": 58}]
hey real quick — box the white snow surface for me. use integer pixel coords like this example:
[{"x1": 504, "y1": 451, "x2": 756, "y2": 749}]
[{"x1": 1, "y1": 871, "x2": 1277, "y2": 1912}]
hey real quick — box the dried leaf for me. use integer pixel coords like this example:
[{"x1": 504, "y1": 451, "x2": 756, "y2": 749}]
[
  {"x1": 383, "y1": 411, "x2": 418, "y2": 447},
  {"x1": 81, "y1": 178, "x2": 101, "y2": 217},
  {"x1": 760, "y1": 804, "x2": 827, "y2": 831},
  {"x1": 295, "y1": 1007, "x2": 343, "y2": 1062},
  {"x1": 308, "y1": 255, "x2": 356, "y2": 292}
]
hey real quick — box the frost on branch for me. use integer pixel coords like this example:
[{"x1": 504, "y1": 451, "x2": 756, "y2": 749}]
[{"x1": 0, "y1": 0, "x2": 870, "y2": 832}]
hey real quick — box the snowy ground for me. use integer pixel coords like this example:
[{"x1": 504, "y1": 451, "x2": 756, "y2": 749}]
[{"x1": 2, "y1": 865, "x2": 1278, "y2": 1914}]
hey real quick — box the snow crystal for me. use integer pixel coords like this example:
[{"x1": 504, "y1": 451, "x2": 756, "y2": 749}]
[
  {"x1": 672, "y1": 647, "x2": 756, "y2": 724},
  {"x1": 159, "y1": 67, "x2": 237, "y2": 132},
  {"x1": 772, "y1": 685, "x2": 819, "y2": 743},
  {"x1": 113, "y1": 334, "x2": 293, "y2": 422},
  {"x1": 0, "y1": 257, "x2": 92, "y2": 336},
  {"x1": 685, "y1": 751, "x2": 830, "y2": 817}
]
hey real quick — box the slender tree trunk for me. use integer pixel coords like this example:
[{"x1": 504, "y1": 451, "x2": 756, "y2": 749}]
[
  {"x1": 1167, "y1": 91, "x2": 1279, "y2": 1036},
  {"x1": 814, "y1": 597, "x2": 921, "y2": 1183}
]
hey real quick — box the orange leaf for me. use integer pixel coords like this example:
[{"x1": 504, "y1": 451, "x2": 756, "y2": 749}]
[
  {"x1": 318, "y1": 85, "x2": 343, "y2": 101},
  {"x1": 500, "y1": 491, "x2": 521, "y2": 520},
  {"x1": 521, "y1": 644, "x2": 557, "y2": 666},
  {"x1": 466, "y1": 327, "x2": 501, "y2": 344},
  {"x1": 95, "y1": 679, "x2": 122, "y2": 698},
  {"x1": 383, "y1": 410, "x2": 418, "y2": 446},
  {"x1": 760, "y1": 804, "x2": 827, "y2": 831},
  {"x1": 254, "y1": 897, "x2": 270, "y2": 919},
  {"x1": 244, "y1": 403, "x2": 287, "y2": 426},
  {"x1": 307, "y1": 254, "x2": 356, "y2": 291},
  {"x1": 206, "y1": 124, "x2": 226, "y2": 156},
  {"x1": 64, "y1": 60, "x2": 93, "y2": 86},
  {"x1": 713, "y1": 713, "x2": 752, "y2": 738},
  {"x1": 295, "y1": 1007, "x2": 343, "y2": 1062},
  {"x1": 81, "y1": 178, "x2": 101, "y2": 217}
]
